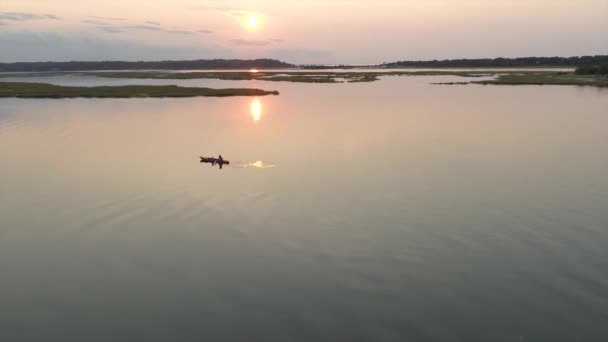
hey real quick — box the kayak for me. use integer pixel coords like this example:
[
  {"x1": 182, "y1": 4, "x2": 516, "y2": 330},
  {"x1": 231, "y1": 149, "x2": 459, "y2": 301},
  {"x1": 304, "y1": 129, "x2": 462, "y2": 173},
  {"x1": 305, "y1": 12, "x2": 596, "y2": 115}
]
[{"x1": 200, "y1": 156, "x2": 230, "y2": 165}]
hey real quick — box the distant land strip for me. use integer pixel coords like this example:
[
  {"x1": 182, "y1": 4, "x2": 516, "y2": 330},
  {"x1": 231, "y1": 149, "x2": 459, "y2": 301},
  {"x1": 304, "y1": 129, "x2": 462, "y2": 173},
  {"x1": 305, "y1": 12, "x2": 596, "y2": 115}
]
[
  {"x1": 88, "y1": 70, "x2": 608, "y2": 87},
  {"x1": 379, "y1": 55, "x2": 608, "y2": 68},
  {"x1": 0, "y1": 82, "x2": 280, "y2": 98},
  {"x1": 0, "y1": 59, "x2": 294, "y2": 72},
  {"x1": 1, "y1": 56, "x2": 608, "y2": 72}
]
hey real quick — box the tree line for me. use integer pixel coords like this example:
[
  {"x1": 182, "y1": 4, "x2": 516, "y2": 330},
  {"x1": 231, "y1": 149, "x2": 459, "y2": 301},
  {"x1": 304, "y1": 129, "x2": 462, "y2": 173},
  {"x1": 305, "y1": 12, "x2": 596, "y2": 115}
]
[
  {"x1": 381, "y1": 56, "x2": 608, "y2": 68},
  {"x1": 0, "y1": 59, "x2": 294, "y2": 72}
]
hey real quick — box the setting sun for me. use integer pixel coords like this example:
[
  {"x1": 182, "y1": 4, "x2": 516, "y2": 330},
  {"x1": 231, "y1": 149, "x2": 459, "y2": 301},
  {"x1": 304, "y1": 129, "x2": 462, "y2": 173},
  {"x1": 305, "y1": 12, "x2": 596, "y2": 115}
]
[{"x1": 246, "y1": 14, "x2": 260, "y2": 30}]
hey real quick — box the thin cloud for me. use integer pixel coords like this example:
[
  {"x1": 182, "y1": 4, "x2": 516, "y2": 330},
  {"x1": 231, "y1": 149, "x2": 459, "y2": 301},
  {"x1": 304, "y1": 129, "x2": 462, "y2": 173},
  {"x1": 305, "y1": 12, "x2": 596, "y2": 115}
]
[
  {"x1": 225, "y1": 11, "x2": 247, "y2": 18},
  {"x1": 185, "y1": 5, "x2": 234, "y2": 12},
  {"x1": 166, "y1": 30, "x2": 193, "y2": 35},
  {"x1": 0, "y1": 31, "x2": 231, "y2": 62},
  {"x1": 81, "y1": 19, "x2": 110, "y2": 26},
  {"x1": 145, "y1": 21, "x2": 161, "y2": 26},
  {"x1": 87, "y1": 15, "x2": 125, "y2": 21},
  {"x1": 186, "y1": 5, "x2": 273, "y2": 16},
  {"x1": 222, "y1": 10, "x2": 266, "y2": 20},
  {"x1": 231, "y1": 39, "x2": 274, "y2": 47},
  {"x1": 117, "y1": 25, "x2": 195, "y2": 35},
  {"x1": 0, "y1": 12, "x2": 59, "y2": 21},
  {"x1": 98, "y1": 26, "x2": 124, "y2": 33},
  {"x1": 198, "y1": 29, "x2": 213, "y2": 34},
  {"x1": 125, "y1": 25, "x2": 163, "y2": 31}
]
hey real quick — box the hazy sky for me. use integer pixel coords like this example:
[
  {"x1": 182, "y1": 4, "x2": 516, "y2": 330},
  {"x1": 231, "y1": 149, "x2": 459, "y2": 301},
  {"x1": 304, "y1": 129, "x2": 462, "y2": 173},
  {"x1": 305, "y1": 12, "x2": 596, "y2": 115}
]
[{"x1": 1, "y1": 0, "x2": 607, "y2": 64}]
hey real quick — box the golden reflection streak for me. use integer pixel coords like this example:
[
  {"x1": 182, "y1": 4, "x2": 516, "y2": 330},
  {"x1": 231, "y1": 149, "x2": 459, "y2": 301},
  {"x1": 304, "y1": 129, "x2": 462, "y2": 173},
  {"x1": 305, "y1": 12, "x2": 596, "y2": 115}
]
[
  {"x1": 248, "y1": 161, "x2": 275, "y2": 168},
  {"x1": 250, "y1": 97, "x2": 262, "y2": 122}
]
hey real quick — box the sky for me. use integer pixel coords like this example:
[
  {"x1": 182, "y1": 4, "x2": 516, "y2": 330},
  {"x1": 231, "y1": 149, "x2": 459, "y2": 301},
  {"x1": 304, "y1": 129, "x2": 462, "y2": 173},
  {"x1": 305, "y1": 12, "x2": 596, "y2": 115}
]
[{"x1": 1, "y1": 0, "x2": 607, "y2": 64}]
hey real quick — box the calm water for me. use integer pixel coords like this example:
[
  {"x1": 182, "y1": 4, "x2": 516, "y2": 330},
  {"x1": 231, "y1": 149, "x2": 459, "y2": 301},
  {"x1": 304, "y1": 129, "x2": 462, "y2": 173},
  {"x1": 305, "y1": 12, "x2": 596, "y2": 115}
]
[{"x1": 1, "y1": 74, "x2": 608, "y2": 341}]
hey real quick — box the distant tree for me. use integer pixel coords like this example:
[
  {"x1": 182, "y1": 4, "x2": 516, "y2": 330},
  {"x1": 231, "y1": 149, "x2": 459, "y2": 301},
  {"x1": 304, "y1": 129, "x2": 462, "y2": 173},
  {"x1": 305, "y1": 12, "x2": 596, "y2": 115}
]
[
  {"x1": 381, "y1": 56, "x2": 608, "y2": 68},
  {"x1": 0, "y1": 59, "x2": 295, "y2": 72}
]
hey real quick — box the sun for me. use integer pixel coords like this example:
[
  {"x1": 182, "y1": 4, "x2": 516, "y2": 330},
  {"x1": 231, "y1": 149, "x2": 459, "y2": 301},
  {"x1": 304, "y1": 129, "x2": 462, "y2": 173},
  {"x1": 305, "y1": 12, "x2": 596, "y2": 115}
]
[{"x1": 246, "y1": 14, "x2": 260, "y2": 30}]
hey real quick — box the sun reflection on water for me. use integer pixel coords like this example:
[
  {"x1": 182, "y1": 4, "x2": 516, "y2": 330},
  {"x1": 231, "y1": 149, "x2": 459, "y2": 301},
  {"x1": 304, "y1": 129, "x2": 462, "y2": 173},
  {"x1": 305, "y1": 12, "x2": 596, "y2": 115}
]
[
  {"x1": 231, "y1": 161, "x2": 275, "y2": 169},
  {"x1": 250, "y1": 97, "x2": 263, "y2": 122},
  {"x1": 248, "y1": 161, "x2": 274, "y2": 168}
]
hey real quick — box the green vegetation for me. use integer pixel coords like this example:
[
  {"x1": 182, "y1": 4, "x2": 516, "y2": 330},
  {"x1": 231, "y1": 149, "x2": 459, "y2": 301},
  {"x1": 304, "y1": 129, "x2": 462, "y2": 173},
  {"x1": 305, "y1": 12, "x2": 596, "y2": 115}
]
[
  {"x1": 4, "y1": 56, "x2": 607, "y2": 72},
  {"x1": 471, "y1": 73, "x2": 608, "y2": 87},
  {"x1": 0, "y1": 59, "x2": 294, "y2": 72},
  {"x1": 382, "y1": 55, "x2": 608, "y2": 68},
  {"x1": 0, "y1": 82, "x2": 279, "y2": 98},
  {"x1": 575, "y1": 65, "x2": 608, "y2": 75},
  {"x1": 92, "y1": 71, "x2": 346, "y2": 83},
  {"x1": 87, "y1": 70, "x2": 501, "y2": 83},
  {"x1": 43, "y1": 70, "x2": 608, "y2": 88},
  {"x1": 348, "y1": 75, "x2": 380, "y2": 83},
  {"x1": 2, "y1": 70, "x2": 606, "y2": 91}
]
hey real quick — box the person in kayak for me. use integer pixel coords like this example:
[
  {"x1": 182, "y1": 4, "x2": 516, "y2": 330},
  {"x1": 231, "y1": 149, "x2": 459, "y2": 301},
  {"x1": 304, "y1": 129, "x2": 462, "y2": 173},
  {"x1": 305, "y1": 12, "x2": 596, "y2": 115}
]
[{"x1": 218, "y1": 155, "x2": 224, "y2": 163}]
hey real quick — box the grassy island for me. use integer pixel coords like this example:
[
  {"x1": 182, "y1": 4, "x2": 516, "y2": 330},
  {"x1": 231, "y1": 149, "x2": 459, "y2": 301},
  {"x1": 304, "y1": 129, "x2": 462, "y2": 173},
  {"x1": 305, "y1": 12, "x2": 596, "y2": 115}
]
[
  {"x1": 91, "y1": 70, "x2": 608, "y2": 88},
  {"x1": 471, "y1": 73, "x2": 608, "y2": 87},
  {"x1": 0, "y1": 82, "x2": 279, "y2": 98},
  {"x1": 87, "y1": 70, "x2": 496, "y2": 83}
]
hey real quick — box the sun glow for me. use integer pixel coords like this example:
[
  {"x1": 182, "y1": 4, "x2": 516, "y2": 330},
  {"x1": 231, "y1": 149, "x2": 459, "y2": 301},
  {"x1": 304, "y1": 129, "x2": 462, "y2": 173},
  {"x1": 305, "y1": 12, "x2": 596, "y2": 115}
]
[
  {"x1": 246, "y1": 14, "x2": 260, "y2": 30},
  {"x1": 250, "y1": 97, "x2": 262, "y2": 122},
  {"x1": 249, "y1": 68, "x2": 260, "y2": 73}
]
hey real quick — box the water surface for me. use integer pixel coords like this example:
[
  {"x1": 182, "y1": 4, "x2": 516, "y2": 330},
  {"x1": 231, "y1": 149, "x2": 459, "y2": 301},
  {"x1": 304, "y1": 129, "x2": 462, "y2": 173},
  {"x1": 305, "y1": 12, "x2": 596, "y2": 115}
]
[{"x1": 1, "y1": 74, "x2": 607, "y2": 341}]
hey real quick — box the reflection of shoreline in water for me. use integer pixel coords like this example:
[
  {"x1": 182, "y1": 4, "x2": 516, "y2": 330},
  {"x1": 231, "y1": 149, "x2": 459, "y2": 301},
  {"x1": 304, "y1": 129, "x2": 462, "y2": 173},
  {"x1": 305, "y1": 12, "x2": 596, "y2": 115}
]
[{"x1": 231, "y1": 161, "x2": 275, "y2": 169}]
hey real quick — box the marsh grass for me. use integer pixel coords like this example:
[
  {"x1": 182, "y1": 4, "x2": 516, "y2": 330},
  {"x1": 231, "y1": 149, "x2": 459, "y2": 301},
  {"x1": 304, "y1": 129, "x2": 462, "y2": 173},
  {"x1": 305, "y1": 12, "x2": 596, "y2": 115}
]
[
  {"x1": 0, "y1": 82, "x2": 279, "y2": 98},
  {"x1": 472, "y1": 73, "x2": 608, "y2": 87},
  {"x1": 3, "y1": 70, "x2": 606, "y2": 88},
  {"x1": 87, "y1": 70, "x2": 505, "y2": 83}
]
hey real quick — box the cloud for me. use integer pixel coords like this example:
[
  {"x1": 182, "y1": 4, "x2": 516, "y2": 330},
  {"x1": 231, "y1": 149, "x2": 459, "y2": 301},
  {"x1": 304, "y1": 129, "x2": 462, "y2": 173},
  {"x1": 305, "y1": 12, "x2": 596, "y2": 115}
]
[
  {"x1": 231, "y1": 39, "x2": 274, "y2": 47},
  {"x1": 198, "y1": 29, "x2": 213, "y2": 34},
  {"x1": 223, "y1": 10, "x2": 266, "y2": 19},
  {"x1": 79, "y1": 17, "x2": 194, "y2": 36},
  {"x1": 166, "y1": 30, "x2": 193, "y2": 35},
  {"x1": 81, "y1": 19, "x2": 110, "y2": 26},
  {"x1": 125, "y1": 25, "x2": 163, "y2": 31},
  {"x1": 225, "y1": 10, "x2": 247, "y2": 18},
  {"x1": 0, "y1": 31, "x2": 232, "y2": 62},
  {"x1": 185, "y1": 5, "x2": 272, "y2": 16},
  {"x1": 0, "y1": 12, "x2": 59, "y2": 21},
  {"x1": 87, "y1": 15, "x2": 125, "y2": 21},
  {"x1": 98, "y1": 26, "x2": 124, "y2": 33},
  {"x1": 271, "y1": 39, "x2": 284, "y2": 43},
  {"x1": 81, "y1": 20, "x2": 197, "y2": 36},
  {"x1": 185, "y1": 5, "x2": 234, "y2": 12}
]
